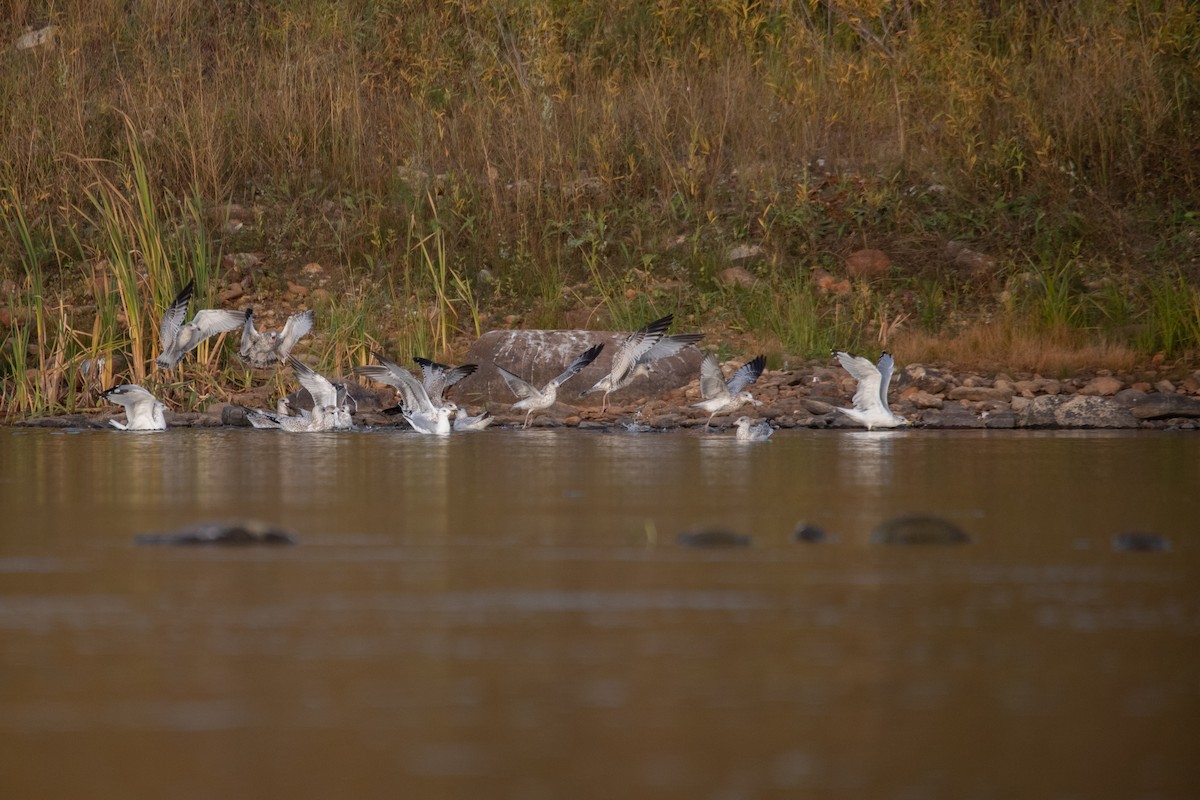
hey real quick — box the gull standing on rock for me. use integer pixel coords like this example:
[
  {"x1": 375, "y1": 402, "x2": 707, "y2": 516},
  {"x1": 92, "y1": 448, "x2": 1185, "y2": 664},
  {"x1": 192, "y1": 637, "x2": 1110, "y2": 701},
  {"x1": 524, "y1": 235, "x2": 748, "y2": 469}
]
[
  {"x1": 101, "y1": 384, "x2": 167, "y2": 431},
  {"x1": 155, "y1": 280, "x2": 245, "y2": 369},
  {"x1": 734, "y1": 416, "x2": 773, "y2": 442},
  {"x1": 354, "y1": 352, "x2": 457, "y2": 435},
  {"x1": 239, "y1": 308, "x2": 314, "y2": 368},
  {"x1": 497, "y1": 343, "x2": 604, "y2": 428},
  {"x1": 832, "y1": 350, "x2": 910, "y2": 430},
  {"x1": 580, "y1": 314, "x2": 703, "y2": 412},
  {"x1": 691, "y1": 353, "x2": 766, "y2": 429}
]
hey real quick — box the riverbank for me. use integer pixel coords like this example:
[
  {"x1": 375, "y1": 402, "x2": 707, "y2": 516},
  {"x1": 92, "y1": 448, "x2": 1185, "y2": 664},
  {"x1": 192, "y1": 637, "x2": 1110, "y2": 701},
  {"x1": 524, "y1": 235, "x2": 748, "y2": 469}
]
[{"x1": 17, "y1": 360, "x2": 1200, "y2": 432}]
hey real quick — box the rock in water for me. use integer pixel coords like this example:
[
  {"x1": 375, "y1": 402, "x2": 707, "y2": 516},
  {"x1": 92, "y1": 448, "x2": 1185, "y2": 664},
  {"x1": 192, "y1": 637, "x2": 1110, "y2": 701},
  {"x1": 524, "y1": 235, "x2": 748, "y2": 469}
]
[
  {"x1": 791, "y1": 523, "x2": 829, "y2": 543},
  {"x1": 677, "y1": 529, "x2": 752, "y2": 548},
  {"x1": 872, "y1": 515, "x2": 969, "y2": 545},
  {"x1": 135, "y1": 520, "x2": 298, "y2": 546},
  {"x1": 1112, "y1": 531, "x2": 1171, "y2": 552}
]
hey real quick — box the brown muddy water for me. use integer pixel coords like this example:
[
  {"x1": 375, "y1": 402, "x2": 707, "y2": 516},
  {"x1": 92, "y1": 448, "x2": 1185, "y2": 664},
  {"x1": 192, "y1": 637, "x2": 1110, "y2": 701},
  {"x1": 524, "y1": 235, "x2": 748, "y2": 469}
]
[{"x1": 1, "y1": 427, "x2": 1197, "y2": 799}]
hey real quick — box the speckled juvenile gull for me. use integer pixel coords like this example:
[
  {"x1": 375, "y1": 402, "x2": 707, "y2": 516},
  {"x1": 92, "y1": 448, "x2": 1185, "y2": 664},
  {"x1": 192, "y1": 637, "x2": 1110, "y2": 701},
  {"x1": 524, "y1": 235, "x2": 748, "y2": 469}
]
[
  {"x1": 101, "y1": 384, "x2": 167, "y2": 431},
  {"x1": 734, "y1": 415, "x2": 773, "y2": 442},
  {"x1": 580, "y1": 313, "x2": 703, "y2": 412},
  {"x1": 354, "y1": 351, "x2": 457, "y2": 434},
  {"x1": 832, "y1": 350, "x2": 909, "y2": 430},
  {"x1": 497, "y1": 343, "x2": 604, "y2": 428},
  {"x1": 690, "y1": 353, "x2": 766, "y2": 429},
  {"x1": 453, "y1": 407, "x2": 493, "y2": 431},
  {"x1": 239, "y1": 308, "x2": 314, "y2": 368},
  {"x1": 155, "y1": 280, "x2": 244, "y2": 369},
  {"x1": 245, "y1": 402, "x2": 332, "y2": 432}
]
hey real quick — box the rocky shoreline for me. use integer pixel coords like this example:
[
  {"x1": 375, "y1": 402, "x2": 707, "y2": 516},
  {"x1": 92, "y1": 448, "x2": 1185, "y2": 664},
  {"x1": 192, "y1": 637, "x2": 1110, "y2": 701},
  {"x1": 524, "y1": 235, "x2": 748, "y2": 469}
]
[{"x1": 15, "y1": 360, "x2": 1200, "y2": 432}]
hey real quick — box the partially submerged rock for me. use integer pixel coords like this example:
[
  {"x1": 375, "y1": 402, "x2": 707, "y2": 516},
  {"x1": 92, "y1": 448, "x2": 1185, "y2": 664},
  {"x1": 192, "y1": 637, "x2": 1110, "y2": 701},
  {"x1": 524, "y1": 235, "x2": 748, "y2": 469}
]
[
  {"x1": 1130, "y1": 393, "x2": 1200, "y2": 420},
  {"x1": 135, "y1": 520, "x2": 298, "y2": 546},
  {"x1": 1111, "y1": 531, "x2": 1171, "y2": 552},
  {"x1": 791, "y1": 523, "x2": 829, "y2": 543},
  {"x1": 677, "y1": 529, "x2": 752, "y2": 548},
  {"x1": 872, "y1": 515, "x2": 969, "y2": 545}
]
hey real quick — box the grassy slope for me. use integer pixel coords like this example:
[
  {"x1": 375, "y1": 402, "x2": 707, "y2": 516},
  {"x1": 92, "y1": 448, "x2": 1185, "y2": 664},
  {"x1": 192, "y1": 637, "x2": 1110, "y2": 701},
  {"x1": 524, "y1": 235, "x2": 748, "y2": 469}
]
[{"x1": 1, "y1": 0, "x2": 1199, "y2": 416}]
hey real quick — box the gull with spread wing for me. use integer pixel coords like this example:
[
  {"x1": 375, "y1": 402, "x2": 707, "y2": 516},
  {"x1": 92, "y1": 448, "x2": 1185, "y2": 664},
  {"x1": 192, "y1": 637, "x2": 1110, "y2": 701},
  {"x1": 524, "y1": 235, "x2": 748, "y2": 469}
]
[
  {"x1": 690, "y1": 353, "x2": 766, "y2": 429},
  {"x1": 497, "y1": 343, "x2": 604, "y2": 428},
  {"x1": 832, "y1": 350, "x2": 909, "y2": 430},
  {"x1": 287, "y1": 356, "x2": 355, "y2": 430},
  {"x1": 354, "y1": 352, "x2": 456, "y2": 435},
  {"x1": 155, "y1": 280, "x2": 245, "y2": 369},
  {"x1": 579, "y1": 314, "x2": 703, "y2": 412},
  {"x1": 101, "y1": 384, "x2": 167, "y2": 431},
  {"x1": 239, "y1": 308, "x2": 314, "y2": 368}
]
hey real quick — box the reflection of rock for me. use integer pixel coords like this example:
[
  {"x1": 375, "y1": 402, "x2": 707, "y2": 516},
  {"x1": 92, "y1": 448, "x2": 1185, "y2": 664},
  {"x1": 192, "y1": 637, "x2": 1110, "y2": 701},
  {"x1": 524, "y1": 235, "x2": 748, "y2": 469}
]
[
  {"x1": 791, "y1": 523, "x2": 828, "y2": 543},
  {"x1": 135, "y1": 520, "x2": 298, "y2": 546},
  {"x1": 1111, "y1": 531, "x2": 1171, "y2": 552},
  {"x1": 677, "y1": 529, "x2": 752, "y2": 548},
  {"x1": 872, "y1": 515, "x2": 969, "y2": 545}
]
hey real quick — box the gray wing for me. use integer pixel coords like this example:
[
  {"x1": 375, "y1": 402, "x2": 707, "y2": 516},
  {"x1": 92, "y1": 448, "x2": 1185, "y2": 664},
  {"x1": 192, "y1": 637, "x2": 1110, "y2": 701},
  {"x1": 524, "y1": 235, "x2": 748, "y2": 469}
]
[
  {"x1": 725, "y1": 354, "x2": 766, "y2": 396},
  {"x1": 159, "y1": 280, "x2": 194, "y2": 350},
  {"x1": 354, "y1": 352, "x2": 434, "y2": 413},
  {"x1": 548, "y1": 343, "x2": 604, "y2": 388},
  {"x1": 607, "y1": 314, "x2": 673, "y2": 386},
  {"x1": 414, "y1": 357, "x2": 477, "y2": 404},
  {"x1": 639, "y1": 332, "x2": 704, "y2": 364},
  {"x1": 496, "y1": 365, "x2": 539, "y2": 400},
  {"x1": 276, "y1": 310, "x2": 314, "y2": 358},
  {"x1": 238, "y1": 309, "x2": 257, "y2": 358},
  {"x1": 697, "y1": 353, "x2": 730, "y2": 402},
  {"x1": 287, "y1": 356, "x2": 338, "y2": 407},
  {"x1": 876, "y1": 352, "x2": 896, "y2": 413}
]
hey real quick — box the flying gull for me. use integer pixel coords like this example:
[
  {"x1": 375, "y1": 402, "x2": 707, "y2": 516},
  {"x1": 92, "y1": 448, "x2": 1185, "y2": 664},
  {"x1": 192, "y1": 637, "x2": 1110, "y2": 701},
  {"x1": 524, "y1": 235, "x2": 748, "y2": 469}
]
[
  {"x1": 580, "y1": 314, "x2": 703, "y2": 412},
  {"x1": 497, "y1": 343, "x2": 604, "y2": 428},
  {"x1": 155, "y1": 280, "x2": 245, "y2": 369},
  {"x1": 690, "y1": 353, "x2": 766, "y2": 429}
]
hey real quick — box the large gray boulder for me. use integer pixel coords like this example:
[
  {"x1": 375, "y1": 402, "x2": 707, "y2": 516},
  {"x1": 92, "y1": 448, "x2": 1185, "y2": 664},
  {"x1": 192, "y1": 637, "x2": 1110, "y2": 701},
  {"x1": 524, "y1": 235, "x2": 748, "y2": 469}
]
[
  {"x1": 1130, "y1": 392, "x2": 1200, "y2": 420},
  {"x1": 1053, "y1": 395, "x2": 1138, "y2": 428},
  {"x1": 454, "y1": 329, "x2": 704, "y2": 408}
]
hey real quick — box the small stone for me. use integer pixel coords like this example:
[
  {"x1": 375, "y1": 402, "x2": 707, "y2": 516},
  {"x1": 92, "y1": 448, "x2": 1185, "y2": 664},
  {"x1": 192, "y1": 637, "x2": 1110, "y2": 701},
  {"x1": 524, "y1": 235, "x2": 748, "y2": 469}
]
[
  {"x1": 1080, "y1": 376, "x2": 1123, "y2": 396},
  {"x1": 872, "y1": 515, "x2": 969, "y2": 545},
  {"x1": 1154, "y1": 379, "x2": 1176, "y2": 394},
  {"x1": 726, "y1": 244, "x2": 764, "y2": 261},
  {"x1": 220, "y1": 405, "x2": 249, "y2": 427},
  {"x1": 947, "y1": 385, "x2": 1013, "y2": 402},
  {"x1": 287, "y1": 281, "x2": 309, "y2": 297},
  {"x1": 909, "y1": 390, "x2": 944, "y2": 409},
  {"x1": 15, "y1": 25, "x2": 56, "y2": 51},
  {"x1": 302, "y1": 262, "x2": 323, "y2": 275},
  {"x1": 801, "y1": 398, "x2": 835, "y2": 415},
  {"x1": 717, "y1": 266, "x2": 760, "y2": 288}
]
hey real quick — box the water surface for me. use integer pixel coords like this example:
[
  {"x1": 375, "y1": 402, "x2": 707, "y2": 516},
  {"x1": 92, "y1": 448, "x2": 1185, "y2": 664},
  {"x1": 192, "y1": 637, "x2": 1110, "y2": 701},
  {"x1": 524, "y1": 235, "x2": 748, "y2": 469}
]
[{"x1": 1, "y1": 428, "x2": 1197, "y2": 799}]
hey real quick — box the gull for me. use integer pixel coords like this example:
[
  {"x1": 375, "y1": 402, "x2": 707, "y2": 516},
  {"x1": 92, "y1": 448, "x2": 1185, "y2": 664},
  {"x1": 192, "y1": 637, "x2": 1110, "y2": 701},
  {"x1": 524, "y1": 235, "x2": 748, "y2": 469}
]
[
  {"x1": 155, "y1": 280, "x2": 245, "y2": 369},
  {"x1": 239, "y1": 308, "x2": 314, "y2": 368},
  {"x1": 832, "y1": 350, "x2": 910, "y2": 430},
  {"x1": 244, "y1": 402, "x2": 332, "y2": 432},
  {"x1": 453, "y1": 407, "x2": 493, "y2": 431},
  {"x1": 497, "y1": 343, "x2": 604, "y2": 428},
  {"x1": 287, "y1": 356, "x2": 355, "y2": 430},
  {"x1": 580, "y1": 313, "x2": 704, "y2": 411},
  {"x1": 101, "y1": 384, "x2": 166, "y2": 431},
  {"x1": 690, "y1": 353, "x2": 766, "y2": 429},
  {"x1": 354, "y1": 351, "x2": 457, "y2": 435},
  {"x1": 734, "y1": 416, "x2": 773, "y2": 442},
  {"x1": 414, "y1": 356, "x2": 477, "y2": 405}
]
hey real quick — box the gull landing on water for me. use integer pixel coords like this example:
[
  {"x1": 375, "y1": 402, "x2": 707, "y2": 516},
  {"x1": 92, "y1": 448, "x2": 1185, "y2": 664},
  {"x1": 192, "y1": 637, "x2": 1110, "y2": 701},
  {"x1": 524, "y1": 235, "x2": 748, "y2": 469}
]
[
  {"x1": 690, "y1": 353, "x2": 766, "y2": 429},
  {"x1": 832, "y1": 350, "x2": 910, "y2": 430},
  {"x1": 497, "y1": 343, "x2": 604, "y2": 428},
  {"x1": 155, "y1": 280, "x2": 245, "y2": 369},
  {"x1": 101, "y1": 384, "x2": 167, "y2": 431},
  {"x1": 580, "y1": 314, "x2": 704, "y2": 412},
  {"x1": 239, "y1": 308, "x2": 314, "y2": 368}
]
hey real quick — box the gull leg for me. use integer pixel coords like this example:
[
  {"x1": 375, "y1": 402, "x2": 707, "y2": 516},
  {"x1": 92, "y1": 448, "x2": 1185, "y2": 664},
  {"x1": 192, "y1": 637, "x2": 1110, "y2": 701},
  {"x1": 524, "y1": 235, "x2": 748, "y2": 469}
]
[
  {"x1": 523, "y1": 409, "x2": 533, "y2": 429},
  {"x1": 704, "y1": 412, "x2": 716, "y2": 431}
]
